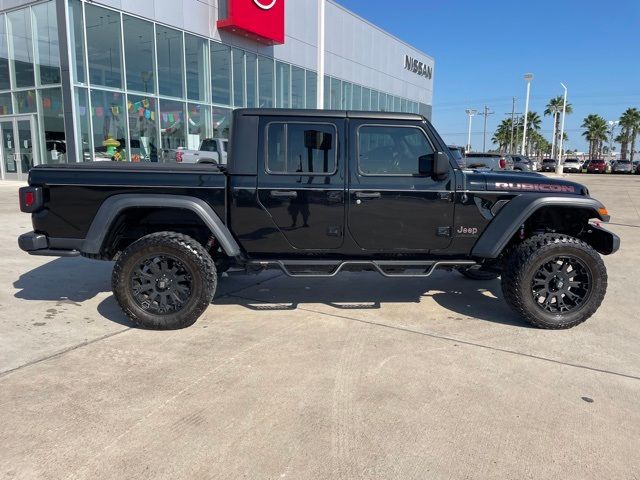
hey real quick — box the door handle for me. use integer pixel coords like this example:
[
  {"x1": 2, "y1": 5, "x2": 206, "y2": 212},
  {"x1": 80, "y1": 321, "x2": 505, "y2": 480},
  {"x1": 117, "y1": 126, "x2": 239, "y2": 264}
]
[
  {"x1": 270, "y1": 190, "x2": 298, "y2": 199},
  {"x1": 355, "y1": 191, "x2": 381, "y2": 199}
]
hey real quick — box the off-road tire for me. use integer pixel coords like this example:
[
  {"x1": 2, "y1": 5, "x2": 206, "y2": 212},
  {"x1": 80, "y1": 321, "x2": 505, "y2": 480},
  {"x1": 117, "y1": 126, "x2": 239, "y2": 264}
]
[
  {"x1": 112, "y1": 232, "x2": 217, "y2": 330},
  {"x1": 459, "y1": 268, "x2": 500, "y2": 281},
  {"x1": 502, "y1": 234, "x2": 607, "y2": 329}
]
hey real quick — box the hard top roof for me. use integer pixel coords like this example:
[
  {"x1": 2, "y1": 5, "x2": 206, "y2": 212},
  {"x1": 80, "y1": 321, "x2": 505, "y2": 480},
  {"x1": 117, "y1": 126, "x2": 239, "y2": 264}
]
[{"x1": 234, "y1": 108, "x2": 424, "y2": 122}]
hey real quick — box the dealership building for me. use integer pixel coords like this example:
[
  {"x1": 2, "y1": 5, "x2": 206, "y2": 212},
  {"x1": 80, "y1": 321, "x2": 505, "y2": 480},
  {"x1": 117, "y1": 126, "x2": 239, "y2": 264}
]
[{"x1": 0, "y1": 0, "x2": 434, "y2": 180}]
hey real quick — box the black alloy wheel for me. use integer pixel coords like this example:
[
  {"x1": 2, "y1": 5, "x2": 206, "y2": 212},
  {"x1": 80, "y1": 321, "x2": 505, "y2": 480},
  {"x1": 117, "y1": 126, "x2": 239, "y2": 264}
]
[
  {"x1": 130, "y1": 255, "x2": 194, "y2": 315},
  {"x1": 531, "y1": 256, "x2": 592, "y2": 314}
]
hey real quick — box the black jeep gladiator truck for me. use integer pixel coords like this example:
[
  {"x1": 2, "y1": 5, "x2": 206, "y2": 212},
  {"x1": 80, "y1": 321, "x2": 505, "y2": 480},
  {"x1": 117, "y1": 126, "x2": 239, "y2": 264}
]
[{"x1": 18, "y1": 109, "x2": 619, "y2": 330}]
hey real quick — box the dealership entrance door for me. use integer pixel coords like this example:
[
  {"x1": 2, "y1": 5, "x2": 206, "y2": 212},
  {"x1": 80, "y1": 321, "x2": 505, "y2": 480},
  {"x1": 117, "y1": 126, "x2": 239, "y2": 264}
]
[{"x1": 0, "y1": 116, "x2": 39, "y2": 181}]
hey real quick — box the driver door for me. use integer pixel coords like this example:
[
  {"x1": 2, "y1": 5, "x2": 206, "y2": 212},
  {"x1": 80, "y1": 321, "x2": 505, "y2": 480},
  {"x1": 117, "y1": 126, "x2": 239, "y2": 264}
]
[{"x1": 347, "y1": 121, "x2": 454, "y2": 252}]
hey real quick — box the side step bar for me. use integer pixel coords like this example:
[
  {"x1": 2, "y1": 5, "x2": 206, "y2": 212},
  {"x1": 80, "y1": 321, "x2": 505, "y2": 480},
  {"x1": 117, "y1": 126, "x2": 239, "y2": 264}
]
[{"x1": 248, "y1": 260, "x2": 476, "y2": 278}]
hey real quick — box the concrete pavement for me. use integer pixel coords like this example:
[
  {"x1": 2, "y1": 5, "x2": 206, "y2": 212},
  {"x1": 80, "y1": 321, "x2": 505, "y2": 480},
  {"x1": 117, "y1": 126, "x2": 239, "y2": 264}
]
[{"x1": 1, "y1": 175, "x2": 639, "y2": 479}]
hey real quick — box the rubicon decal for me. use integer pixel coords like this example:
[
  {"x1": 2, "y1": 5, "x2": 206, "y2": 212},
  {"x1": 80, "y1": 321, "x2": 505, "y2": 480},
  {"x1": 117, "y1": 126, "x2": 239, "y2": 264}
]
[
  {"x1": 495, "y1": 182, "x2": 576, "y2": 193},
  {"x1": 218, "y1": 0, "x2": 285, "y2": 45}
]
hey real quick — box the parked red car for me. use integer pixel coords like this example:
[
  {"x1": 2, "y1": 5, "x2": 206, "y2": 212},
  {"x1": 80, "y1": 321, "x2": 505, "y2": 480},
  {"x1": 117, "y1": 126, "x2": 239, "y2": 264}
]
[{"x1": 587, "y1": 159, "x2": 606, "y2": 173}]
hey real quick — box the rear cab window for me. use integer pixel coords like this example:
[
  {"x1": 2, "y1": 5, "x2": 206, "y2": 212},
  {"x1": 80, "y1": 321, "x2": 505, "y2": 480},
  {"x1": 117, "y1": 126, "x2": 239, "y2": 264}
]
[{"x1": 266, "y1": 122, "x2": 337, "y2": 175}]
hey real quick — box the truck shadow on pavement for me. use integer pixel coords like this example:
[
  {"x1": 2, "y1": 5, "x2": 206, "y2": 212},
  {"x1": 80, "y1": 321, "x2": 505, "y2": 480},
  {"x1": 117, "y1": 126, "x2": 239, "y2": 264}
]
[
  {"x1": 214, "y1": 271, "x2": 530, "y2": 328},
  {"x1": 13, "y1": 259, "x2": 528, "y2": 329}
]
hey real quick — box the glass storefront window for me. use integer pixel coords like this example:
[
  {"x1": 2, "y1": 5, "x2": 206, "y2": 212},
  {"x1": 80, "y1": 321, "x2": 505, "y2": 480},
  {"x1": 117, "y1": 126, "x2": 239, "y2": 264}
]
[
  {"x1": 0, "y1": 92, "x2": 12, "y2": 114},
  {"x1": 187, "y1": 103, "x2": 210, "y2": 149},
  {"x1": 212, "y1": 107, "x2": 231, "y2": 139},
  {"x1": 32, "y1": 2, "x2": 61, "y2": 85},
  {"x1": 291, "y1": 66, "x2": 304, "y2": 109},
  {"x1": 74, "y1": 88, "x2": 91, "y2": 161},
  {"x1": 39, "y1": 88, "x2": 66, "y2": 163},
  {"x1": 323, "y1": 76, "x2": 330, "y2": 109},
  {"x1": 352, "y1": 84, "x2": 362, "y2": 110},
  {"x1": 232, "y1": 48, "x2": 245, "y2": 107},
  {"x1": 246, "y1": 52, "x2": 257, "y2": 108},
  {"x1": 370, "y1": 90, "x2": 378, "y2": 111},
  {"x1": 69, "y1": 0, "x2": 85, "y2": 84},
  {"x1": 123, "y1": 16, "x2": 155, "y2": 94},
  {"x1": 211, "y1": 42, "x2": 230, "y2": 105},
  {"x1": 90, "y1": 89, "x2": 127, "y2": 161},
  {"x1": 275, "y1": 62, "x2": 290, "y2": 108},
  {"x1": 306, "y1": 70, "x2": 317, "y2": 109},
  {"x1": 15, "y1": 90, "x2": 37, "y2": 113},
  {"x1": 0, "y1": 16, "x2": 9, "y2": 90},
  {"x1": 362, "y1": 87, "x2": 371, "y2": 110},
  {"x1": 342, "y1": 82, "x2": 352, "y2": 109},
  {"x1": 156, "y1": 26, "x2": 183, "y2": 98},
  {"x1": 330, "y1": 78, "x2": 341, "y2": 109},
  {"x1": 85, "y1": 5, "x2": 122, "y2": 88},
  {"x1": 394, "y1": 96, "x2": 401, "y2": 112},
  {"x1": 8, "y1": 9, "x2": 35, "y2": 88},
  {"x1": 159, "y1": 99, "x2": 184, "y2": 160},
  {"x1": 258, "y1": 56, "x2": 273, "y2": 108},
  {"x1": 185, "y1": 34, "x2": 207, "y2": 102},
  {"x1": 380, "y1": 93, "x2": 388, "y2": 111},
  {"x1": 128, "y1": 94, "x2": 158, "y2": 162}
]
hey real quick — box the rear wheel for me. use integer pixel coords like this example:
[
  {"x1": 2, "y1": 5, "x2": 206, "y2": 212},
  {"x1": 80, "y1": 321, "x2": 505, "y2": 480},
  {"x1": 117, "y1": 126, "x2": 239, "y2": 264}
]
[
  {"x1": 502, "y1": 234, "x2": 607, "y2": 329},
  {"x1": 112, "y1": 232, "x2": 217, "y2": 329}
]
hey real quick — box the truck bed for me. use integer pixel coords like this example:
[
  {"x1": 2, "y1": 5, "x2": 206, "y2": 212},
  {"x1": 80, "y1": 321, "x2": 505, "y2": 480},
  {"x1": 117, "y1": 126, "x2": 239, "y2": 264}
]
[{"x1": 28, "y1": 163, "x2": 227, "y2": 240}]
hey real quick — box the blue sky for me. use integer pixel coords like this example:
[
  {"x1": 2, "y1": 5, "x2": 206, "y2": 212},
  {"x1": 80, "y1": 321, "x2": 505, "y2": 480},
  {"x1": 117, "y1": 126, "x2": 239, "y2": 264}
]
[{"x1": 336, "y1": 0, "x2": 640, "y2": 152}]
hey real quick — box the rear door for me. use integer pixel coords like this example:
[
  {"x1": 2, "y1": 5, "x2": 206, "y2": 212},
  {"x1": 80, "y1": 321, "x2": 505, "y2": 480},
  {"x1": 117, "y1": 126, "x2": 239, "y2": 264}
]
[
  {"x1": 257, "y1": 117, "x2": 345, "y2": 250},
  {"x1": 347, "y1": 121, "x2": 455, "y2": 252}
]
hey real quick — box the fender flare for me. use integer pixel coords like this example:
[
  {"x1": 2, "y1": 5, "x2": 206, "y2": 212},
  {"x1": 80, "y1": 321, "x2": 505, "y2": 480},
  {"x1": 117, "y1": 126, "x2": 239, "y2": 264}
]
[
  {"x1": 471, "y1": 195, "x2": 607, "y2": 258},
  {"x1": 81, "y1": 194, "x2": 241, "y2": 257}
]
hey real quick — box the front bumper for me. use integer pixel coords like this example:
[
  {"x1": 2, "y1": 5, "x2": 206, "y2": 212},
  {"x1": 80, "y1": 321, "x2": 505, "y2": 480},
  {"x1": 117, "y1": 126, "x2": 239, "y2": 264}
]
[{"x1": 18, "y1": 231, "x2": 81, "y2": 257}]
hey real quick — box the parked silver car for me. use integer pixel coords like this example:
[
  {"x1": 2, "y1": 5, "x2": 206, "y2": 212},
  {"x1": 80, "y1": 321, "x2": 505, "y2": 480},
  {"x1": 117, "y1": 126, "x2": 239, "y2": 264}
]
[
  {"x1": 611, "y1": 160, "x2": 633, "y2": 174},
  {"x1": 510, "y1": 155, "x2": 538, "y2": 172}
]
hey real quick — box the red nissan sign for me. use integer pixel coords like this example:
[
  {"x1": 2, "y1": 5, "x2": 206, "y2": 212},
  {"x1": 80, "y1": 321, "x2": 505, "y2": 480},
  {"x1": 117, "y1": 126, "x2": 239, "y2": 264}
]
[{"x1": 217, "y1": 0, "x2": 285, "y2": 45}]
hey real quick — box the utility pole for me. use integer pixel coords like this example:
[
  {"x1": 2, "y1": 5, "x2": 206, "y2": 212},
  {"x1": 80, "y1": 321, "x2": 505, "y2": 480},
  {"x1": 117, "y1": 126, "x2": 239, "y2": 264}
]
[
  {"x1": 465, "y1": 109, "x2": 478, "y2": 153},
  {"x1": 608, "y1": 120, "x2": 619, "y2": 161},
  {"x1": 316, "y1": 0, "x2": 326, "y2": 109},
  {"x1": 506, "y1": 97, "x2": 522, "y2": 154},
  {"x1": 556, "y1": 82, "x2": 568, "y2": 174},
  {"x1": 479, "y1": 105, "x2": 494, "y2": 153}
]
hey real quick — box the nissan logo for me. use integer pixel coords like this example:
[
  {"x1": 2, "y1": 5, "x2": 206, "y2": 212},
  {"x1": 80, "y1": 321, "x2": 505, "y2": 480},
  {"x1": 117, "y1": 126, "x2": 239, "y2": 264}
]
[{"x1": 253, "y1": 0, "x2": 277, "y2": 10}]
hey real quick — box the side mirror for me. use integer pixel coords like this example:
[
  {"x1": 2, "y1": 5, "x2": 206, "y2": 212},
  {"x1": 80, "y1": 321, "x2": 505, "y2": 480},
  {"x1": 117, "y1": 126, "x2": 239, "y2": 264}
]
[{"x1": 419, "y1": 152, "x2": 450, "y2": 177}]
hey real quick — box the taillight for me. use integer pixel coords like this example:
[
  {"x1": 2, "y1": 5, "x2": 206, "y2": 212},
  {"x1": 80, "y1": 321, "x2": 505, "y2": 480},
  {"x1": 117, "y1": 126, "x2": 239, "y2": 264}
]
[
  {"x1": 24, "y1": 191, "x2": 35, "y2": 207},
  {"x1": 175, "y1": 151, "x2": 183, "y2": 163},
  {"x1": 19, "y1": 186, "x2": 43, "y2": 213},
  {"x1": 499, "y1": 158, "x2": 506, "y2": 169}
]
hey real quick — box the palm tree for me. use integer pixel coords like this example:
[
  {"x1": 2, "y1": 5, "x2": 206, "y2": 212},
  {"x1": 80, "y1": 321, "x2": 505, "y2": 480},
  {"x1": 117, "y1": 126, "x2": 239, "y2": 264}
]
[
  {"x1": 582, "y1": 114, "x2": 608, "y2": 159},
  {"x1": 544, "y1": 96, "x2": 573, "y2": 157},
  {"x1": 492, "y1": 118, "x2": 513, "y2": 152},
  {"x1": 524, "y1": 112, "x2": 542, "y2": 155},
  {"x1": 619, "y1": 108, "x2": 640, "y2": 161}
]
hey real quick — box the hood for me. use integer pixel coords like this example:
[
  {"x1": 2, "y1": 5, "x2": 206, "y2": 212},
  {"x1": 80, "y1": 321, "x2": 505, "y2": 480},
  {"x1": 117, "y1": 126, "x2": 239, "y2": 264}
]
[{"x1": 481, "y1": 171, "x2": 589, "y2": 196}]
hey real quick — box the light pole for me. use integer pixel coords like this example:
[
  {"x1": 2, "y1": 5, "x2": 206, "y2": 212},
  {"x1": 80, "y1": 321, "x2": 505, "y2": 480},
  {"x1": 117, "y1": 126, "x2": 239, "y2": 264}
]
[
  {"x1": 465, "y1": 109, "x2": 477, "y2": 153},
  {"x1": 521, "y1": 73, "x2": 534, "y2": 155},
  {"x1": 608, "y1": 120, "x2": 619, "y2": 161},
  {"x1": 555, "y1": 82, "x2": 568, "y2": 174}
]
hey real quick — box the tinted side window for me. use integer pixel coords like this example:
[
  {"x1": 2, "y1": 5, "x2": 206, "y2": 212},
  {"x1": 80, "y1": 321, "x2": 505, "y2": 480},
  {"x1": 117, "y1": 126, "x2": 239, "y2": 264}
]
[
  {"x1": 267, "y1": 123, "x2": 337, "y2": 175},
  {"x1": 200, "y1": 139, "x2": 217, "y2": 152},
  {"x1": 358, "y1": 126, "x2": 434, "y2": 175}
]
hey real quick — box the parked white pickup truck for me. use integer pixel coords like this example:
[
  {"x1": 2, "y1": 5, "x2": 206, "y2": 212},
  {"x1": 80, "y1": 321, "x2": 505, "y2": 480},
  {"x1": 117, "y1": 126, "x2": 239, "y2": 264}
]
[{"x1": 175, "y1": 138, "x2": 228, "y2": 165}]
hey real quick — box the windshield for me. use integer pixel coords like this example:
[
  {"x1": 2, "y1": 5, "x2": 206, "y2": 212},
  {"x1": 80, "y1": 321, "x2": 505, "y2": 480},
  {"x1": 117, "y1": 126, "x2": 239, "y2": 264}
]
[{"x1": 449, "y1": 148, "x2": 463, "y2": 161}]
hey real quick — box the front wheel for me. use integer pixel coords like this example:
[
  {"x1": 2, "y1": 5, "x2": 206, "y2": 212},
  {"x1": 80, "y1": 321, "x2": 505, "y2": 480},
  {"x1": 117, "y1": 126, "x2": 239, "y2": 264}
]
[
  {"x1": 502, "y1": 234, "x2": 607, "y2": 329},
  {"x1": 112, "y1": 232, "x2": 217, "y2": 329}
]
